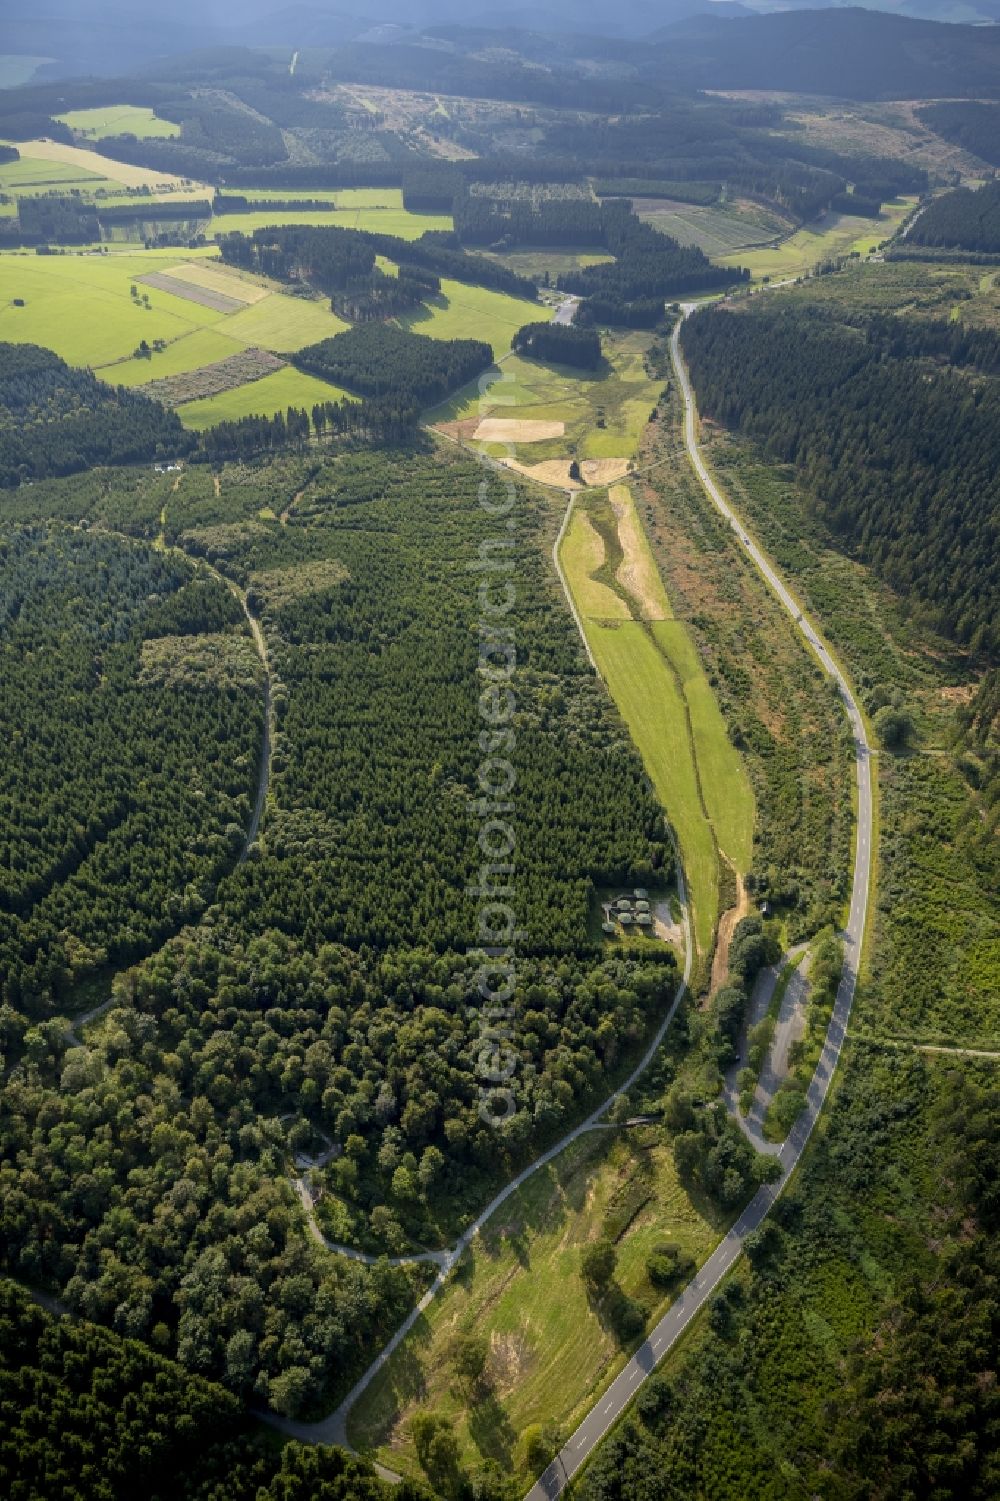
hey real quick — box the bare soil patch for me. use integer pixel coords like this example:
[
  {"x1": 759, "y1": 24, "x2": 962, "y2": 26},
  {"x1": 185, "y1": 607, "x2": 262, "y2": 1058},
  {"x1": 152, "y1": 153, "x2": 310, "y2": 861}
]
[
  {"x1": 508, "y1": 458, "x2": 581, "y2": 489},
  {"x1": 435, "y1": 417, "x2": 480, "y2": 442},
  {"x1": 609, "y1": 481, "x2": 671, "y2": 621},
  {"x1": 581, "y1": 458, "x2": 630, "y2": 486},
  {"x1": 162, "y1": 261, "x2": 268, "y2": 304},
  {"x1": 710, "y1": 871, "x2": 750, "y2": 995},
  {"x1": 473, "y1": 417, "x2": 565, "y2": 442},
  {"x1": 137, "y1": 271, "x2": 247, "y2": 313}
]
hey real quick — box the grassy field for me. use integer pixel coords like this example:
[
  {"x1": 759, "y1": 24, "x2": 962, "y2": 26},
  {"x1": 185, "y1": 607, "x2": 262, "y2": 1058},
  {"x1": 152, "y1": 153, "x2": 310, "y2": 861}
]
[
  {"x1": 482, "y1": 247, "x2": 615, "y2": 281},
  {"x1": 0, "y1": 154, "x2": 111, "y2": 192},
  {"x1": 401, "y1": 278, "x2": 548, "y2": 361},
  {"x1": 55, "y1": 105, "x2": 181, "y2": 140},
  {"x1": 96, "y1": 327, "x2": 250, "y2": 387},
  {"x1": 431, "y1": 330, "x2": 662, "y2": 464},
  {"x1": 722, "y1": 197, "x2": 916, "y2": 282},
  {"x1": 560, "y1": 484, "x2": 754, "y2": 960},
  {"x1": 0, "y1": 137, "x2": 201, "y2": 192},
  {"x1": 0, "y1": 251, "x2": 226, "y2": 366},
  {"x1": 587, "y1": 617, "x2": 721, "y2": 957},
  {"x1": 348, "y1": 1129, "x2": 725, "y2": 1487},
  {"x1": 211, "y1": 207, "x2": 451, "y2": 241},
  {"x1": 209, "y1": 290, "x2": 349, "y2": 352},
  {"x1": 175, "y1": 365, "x2": 355, "y2": 429}
]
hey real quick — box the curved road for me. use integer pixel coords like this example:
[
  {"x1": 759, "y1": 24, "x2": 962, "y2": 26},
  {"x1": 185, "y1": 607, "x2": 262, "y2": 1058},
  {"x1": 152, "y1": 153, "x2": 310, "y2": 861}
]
[
  {"x1": 523, "y1": 308, "x2": 874, "y2": 1501},
  {"x1": 270, "y1": 869, "x2": 693, "y2": 1452}
]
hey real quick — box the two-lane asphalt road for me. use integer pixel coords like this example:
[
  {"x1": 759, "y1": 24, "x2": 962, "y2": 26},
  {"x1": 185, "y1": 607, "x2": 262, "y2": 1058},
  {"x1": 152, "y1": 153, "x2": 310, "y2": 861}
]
[{"x1": 524, "y1": 308, "x2": 874, "y2": 1501}]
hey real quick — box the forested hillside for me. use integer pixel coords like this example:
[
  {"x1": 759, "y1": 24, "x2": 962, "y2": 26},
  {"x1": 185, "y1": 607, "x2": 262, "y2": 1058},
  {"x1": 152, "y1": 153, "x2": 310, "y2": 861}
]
[
  {"x1": 0, "y1": 344, "x2": 192, "y2": 485},
  {"x1": 0, "y1": 445, "x2": 679, "y2": 1417},
  {"x1": 0, "y1": 525, "x2": 262, "y2": 1002},
  {"x1": 907, "y1": 180, "x2": 1000, "y2": 255},
  {"x1": 681, "y1": 303, "x2": 1000, "y2": 654},
  {"x1": 918, "y1": 101, "x2": 1000, "y2": 167}
]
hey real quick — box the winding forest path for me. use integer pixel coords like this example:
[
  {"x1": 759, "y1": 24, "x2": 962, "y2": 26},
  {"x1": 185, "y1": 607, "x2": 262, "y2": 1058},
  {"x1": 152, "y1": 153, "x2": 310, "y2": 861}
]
[{"x1": 521, "y1": 308, "x2": 876, "y2": 1501}]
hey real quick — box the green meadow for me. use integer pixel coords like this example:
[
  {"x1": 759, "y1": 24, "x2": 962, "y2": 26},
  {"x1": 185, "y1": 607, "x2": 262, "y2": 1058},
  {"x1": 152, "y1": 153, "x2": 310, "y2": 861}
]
[
  {"x1": 175, "y1": 366, "x2": 355, "y2": 430},
  {"x1": 401, "y1": 277, "x2": 549, "y2": 361},
  {"x1": 0, "y1": 250, "x2": 224, "y2": 367},
  {"x1": 55, "y1": 105, "x2": 181, "y2": 139},
  {"x1": 431, "y1": 329, "x2": 663, "y2": 463},
  {"x1": 722, "y1": 197, "x2": 916, "y2": 282},
  {"x1": 348, "y1": 1129, "x2": 725, "y2": 1486},
  {"x1": 97, "y1": 327, "x2": 251, "y2": 387},
  {"x1": 0, "y1": 154, "x2": 111, "y2": 192},
  {"x1": 560, "y1": 489, "x2": 754, "y2": 961},
  {"x1": 211, "y1": 207, "x2": 451, "y2": 241}
]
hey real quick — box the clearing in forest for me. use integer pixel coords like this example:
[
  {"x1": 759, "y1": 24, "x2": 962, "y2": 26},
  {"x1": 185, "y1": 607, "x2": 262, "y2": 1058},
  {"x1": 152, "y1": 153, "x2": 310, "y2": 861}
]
[
  {"x1": 560, "y1": 486, "x2": 754, "y2": 959},
  {"x1": 348, "y1": 1129, "x2": 724, "y2": 1489}
]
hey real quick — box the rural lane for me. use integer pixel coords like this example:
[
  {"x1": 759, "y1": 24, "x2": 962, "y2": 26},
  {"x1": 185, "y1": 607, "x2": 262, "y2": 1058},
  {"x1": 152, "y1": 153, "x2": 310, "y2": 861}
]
[
  {"x1": 270, "y1": 867, "x2": 694, "y2": 1453},
  {"x1": 522, "y1": 308, "x2": 875, "y2": 1501}
]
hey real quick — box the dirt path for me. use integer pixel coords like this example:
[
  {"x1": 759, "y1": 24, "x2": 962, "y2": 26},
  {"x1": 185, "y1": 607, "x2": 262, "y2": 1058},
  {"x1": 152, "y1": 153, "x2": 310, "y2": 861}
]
[{"x1": 710, "y1": 870, "x2": 750, "y2": 994}]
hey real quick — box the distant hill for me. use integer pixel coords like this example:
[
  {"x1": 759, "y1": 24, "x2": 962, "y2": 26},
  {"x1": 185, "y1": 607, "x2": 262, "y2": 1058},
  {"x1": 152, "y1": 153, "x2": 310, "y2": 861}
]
[{"x1": 645, "y1": 8, "x2": 1000, "y2": 98}]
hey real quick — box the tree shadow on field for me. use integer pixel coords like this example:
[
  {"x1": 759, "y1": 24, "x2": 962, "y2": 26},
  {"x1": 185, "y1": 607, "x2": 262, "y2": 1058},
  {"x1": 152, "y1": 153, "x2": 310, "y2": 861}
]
[{"x1": 467, "y1": 1390, "x2": 518, "y2": 1467}]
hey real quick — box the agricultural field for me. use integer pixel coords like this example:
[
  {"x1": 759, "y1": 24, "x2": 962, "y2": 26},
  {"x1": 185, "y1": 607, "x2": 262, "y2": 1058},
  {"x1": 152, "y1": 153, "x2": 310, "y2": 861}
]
[
  {"x1": 401, "y1": 277, "x2": 548, "y2": 360},
  {"x1": 0, "y1": 136, "x2": 203, "y2": 193},
  {"x1": 100, "y1": 326, "x2": 252, "y2": 387},
  {"x1": 175, "y1": 365, "x2": 356, "y2": 429},
  {"x1": 348, "y1": 1128, "x2": 726, "y2": 1487},
  {"x1": 0, "y1": 246, "x2": 350, "y2": 419},
  {"x1": 211, "y1": 290, "x2": 349, "y2": 352},
  {"x1": 722, "y1": 197, "x2": 916, "y2": 282},
  {"x1": 211, "y1": 206, "x2": 452, "y2": 240},
  {"x1": 431, "y1": 329, "x2": 663, "y2": 467},
  {"x1": 0, "y1": 249, "x2": 225, "y2": 367},
  {"x1": 55, "y1": 104, "x2": 181, "y2": 140},
  {"x1": 635, "y1": 196, "x2": 793, "y2": 257},
  {"x1": 560, "y1": 483, "x2": 754, "y2": 960},
  {"x1": 0, "y1": 152, "x2": 111, "y2": 193}
]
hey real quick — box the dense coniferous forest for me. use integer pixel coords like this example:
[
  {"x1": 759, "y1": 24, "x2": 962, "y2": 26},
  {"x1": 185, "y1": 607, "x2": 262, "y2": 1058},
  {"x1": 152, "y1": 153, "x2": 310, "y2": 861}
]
[
  {"x1": 0, "y1": 1282, "x2": 429, "y2": 1500},
  {"x1": 0, "y1": 525, "x2": 262, "y2": 1002},
  {"x1": 0, "y1": 345, "x2": 192, "y2": 486},
  {"x1": 556, "y1": 204, "x2": 747, "y2": 304},
  {"x1": 511, "y1": 321, "x2": 603, "y2": 369},
  {"x1": 293, "y1": 324, "x2": 493, "y2": 402},
  {"x1": 0, "y1": 445, "x2": 678, "y2": 1415},
  {"x1": 681, "y1": 303, "x2": 1000, "y2": 654},
  {"x1": 16, "y1": 196, "x2": 100, "y2": 245},
  {"x1": 907, "y1": 180, "x2": 1000, "y2": 254},
  {"x1": 918, "y1": 101, "x2": 1000, "y2": 167},
  {"x1": 218, "y1": 224, "x2": 536, "y2": 302}
]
